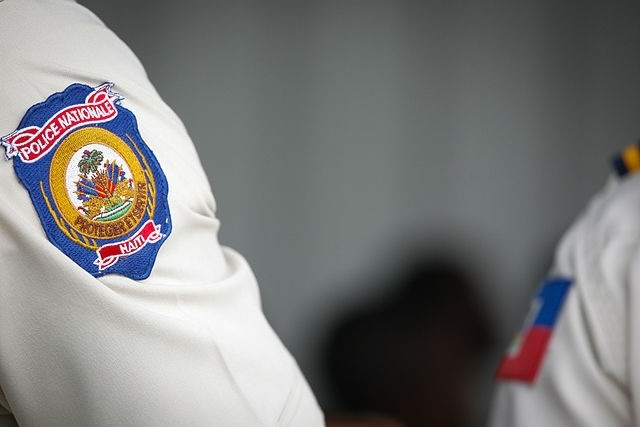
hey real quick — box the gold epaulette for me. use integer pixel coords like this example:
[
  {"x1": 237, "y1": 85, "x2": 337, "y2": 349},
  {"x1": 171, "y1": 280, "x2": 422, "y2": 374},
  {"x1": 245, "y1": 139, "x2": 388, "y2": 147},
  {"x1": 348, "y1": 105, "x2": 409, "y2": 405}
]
[{"x1": 613, "y1": 143, "x2": 640, "y2": 177}]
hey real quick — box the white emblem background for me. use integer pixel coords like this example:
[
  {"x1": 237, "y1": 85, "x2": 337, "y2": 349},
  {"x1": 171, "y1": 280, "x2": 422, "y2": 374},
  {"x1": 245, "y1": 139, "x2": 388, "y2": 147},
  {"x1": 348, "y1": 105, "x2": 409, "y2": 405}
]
[{"x1": 64, "y1": 143, "x2": 134, "y2": 209}]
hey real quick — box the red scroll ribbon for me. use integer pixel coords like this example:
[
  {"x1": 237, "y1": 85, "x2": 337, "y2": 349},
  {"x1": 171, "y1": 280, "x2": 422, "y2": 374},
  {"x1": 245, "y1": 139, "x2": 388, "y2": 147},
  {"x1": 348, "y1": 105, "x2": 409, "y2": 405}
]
[
  {"x1": 94, "y1": 220, "x2": 163, "y2": 270},
  {"x1": 1, "y1": 83, "x2": 121, "y2": 163}
]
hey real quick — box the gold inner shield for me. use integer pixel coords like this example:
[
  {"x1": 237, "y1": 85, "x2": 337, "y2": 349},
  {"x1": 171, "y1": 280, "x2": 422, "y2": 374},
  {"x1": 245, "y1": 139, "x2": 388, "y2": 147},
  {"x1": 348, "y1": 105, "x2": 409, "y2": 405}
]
[{"x1": 49, "y1": 127, "x2": 147, "y2": 240}]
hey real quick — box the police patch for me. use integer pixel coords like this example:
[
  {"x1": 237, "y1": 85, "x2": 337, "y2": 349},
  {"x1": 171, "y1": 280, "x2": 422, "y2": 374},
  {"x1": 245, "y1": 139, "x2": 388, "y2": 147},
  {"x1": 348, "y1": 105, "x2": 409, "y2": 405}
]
[{"x1": 1, "y1": 82, "x2": 171, "y2": 280}]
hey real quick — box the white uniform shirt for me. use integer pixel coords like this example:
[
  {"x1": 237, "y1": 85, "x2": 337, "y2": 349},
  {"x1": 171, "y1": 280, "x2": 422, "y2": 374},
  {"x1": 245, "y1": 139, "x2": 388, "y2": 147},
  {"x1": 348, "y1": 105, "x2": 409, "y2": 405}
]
[
  {"x1": 0, "y1": 1, "x2": 324, "y2": 426},
  {"x1": 490, "y1": 148, "x2": 640, "y2": 426}
]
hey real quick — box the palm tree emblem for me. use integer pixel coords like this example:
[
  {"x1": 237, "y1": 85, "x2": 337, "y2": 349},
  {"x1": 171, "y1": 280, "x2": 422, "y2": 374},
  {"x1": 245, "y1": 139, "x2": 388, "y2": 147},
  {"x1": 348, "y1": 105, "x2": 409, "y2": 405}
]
[{"x1": 78, "y1": 149, "x2": 104, "y2": 175}]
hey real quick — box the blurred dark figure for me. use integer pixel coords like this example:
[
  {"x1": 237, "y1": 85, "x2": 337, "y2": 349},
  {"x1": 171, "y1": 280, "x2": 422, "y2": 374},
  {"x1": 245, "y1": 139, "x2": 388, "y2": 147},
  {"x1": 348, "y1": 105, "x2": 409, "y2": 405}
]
[{"x1": 324, "y1": 255, "x2": 494, "y2": 427}]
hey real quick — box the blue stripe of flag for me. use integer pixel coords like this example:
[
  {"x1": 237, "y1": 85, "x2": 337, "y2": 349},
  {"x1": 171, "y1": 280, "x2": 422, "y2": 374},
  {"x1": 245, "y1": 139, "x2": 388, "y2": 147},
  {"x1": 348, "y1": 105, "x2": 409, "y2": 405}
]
[{"x1": 533, "y1": 277, "x2": 572, "y2": 328}]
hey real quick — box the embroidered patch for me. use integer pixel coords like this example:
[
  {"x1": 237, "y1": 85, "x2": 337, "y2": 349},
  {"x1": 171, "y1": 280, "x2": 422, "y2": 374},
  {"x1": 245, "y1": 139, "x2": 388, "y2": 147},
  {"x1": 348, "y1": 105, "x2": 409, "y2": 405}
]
[
  {"x1": 1, "y1": 82, "x2": 171, "y2": 279},
  {"x1": 495, "y1": 277, "x2": 572, "y2": 383}
]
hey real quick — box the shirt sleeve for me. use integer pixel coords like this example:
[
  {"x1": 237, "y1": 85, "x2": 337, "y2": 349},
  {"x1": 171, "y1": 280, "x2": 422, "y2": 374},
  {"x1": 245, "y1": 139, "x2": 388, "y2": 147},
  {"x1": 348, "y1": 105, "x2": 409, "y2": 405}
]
[
  {"x1": 0, "y1": 1, "x2": 324, "y2": 426},
  {"x1": 489, "y1": 176, "x2": 640, "y2": 426}
]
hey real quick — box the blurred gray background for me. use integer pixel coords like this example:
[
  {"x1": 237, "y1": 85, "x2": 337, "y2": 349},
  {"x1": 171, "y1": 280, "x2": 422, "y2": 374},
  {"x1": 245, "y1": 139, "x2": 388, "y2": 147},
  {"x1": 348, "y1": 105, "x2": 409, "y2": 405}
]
[{"x1": 79, "y1": 0, "x2": 640, "y2": 421}]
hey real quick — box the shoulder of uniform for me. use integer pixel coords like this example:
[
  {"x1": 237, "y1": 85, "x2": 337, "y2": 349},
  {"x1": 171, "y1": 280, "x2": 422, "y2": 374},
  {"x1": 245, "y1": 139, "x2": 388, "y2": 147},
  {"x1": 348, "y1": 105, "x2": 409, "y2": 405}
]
[
  {"x1": 552, "y1": 142, "x2": 640, "y2": 253},
  {"x1": 583, "y1": 146, "x2": 640, "y2": 235}
]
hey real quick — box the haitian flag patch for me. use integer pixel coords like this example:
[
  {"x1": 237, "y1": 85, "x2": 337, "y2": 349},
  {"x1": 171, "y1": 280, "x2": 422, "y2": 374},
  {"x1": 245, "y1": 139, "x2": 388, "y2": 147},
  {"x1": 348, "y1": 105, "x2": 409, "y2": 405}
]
[
  {"x1": 495, "y1": 277, "x2": 572, "y2": 383},
  {"x1": 1, "y1": 82, "x2": 171, "y2": 280}
]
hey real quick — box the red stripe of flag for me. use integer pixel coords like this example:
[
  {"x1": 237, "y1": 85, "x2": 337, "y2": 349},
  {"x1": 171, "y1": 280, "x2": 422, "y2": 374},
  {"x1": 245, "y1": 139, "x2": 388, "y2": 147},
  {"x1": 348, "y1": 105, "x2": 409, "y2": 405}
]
[{"x1": 495, "y1": 327, "x2": 552, "y2": 383}]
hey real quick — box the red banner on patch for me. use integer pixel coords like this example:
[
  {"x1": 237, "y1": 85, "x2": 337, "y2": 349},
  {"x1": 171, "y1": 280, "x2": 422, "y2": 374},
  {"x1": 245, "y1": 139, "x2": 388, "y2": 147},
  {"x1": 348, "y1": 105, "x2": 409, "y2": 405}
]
[
  {"x1": 1, "y1": 83, "x2": 121, "y2": 163},
  {"x1": 94, "y1": 220, "x2": 162, "y2": 270}
]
